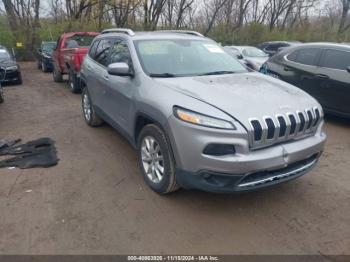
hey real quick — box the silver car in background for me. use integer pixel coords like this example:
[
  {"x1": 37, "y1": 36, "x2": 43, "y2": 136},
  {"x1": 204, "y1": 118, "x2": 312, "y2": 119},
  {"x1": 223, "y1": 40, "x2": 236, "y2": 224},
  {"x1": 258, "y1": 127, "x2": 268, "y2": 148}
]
[
  {"x1": 224, "y1": 46, "x2": 269, "y2": 71},
  {"x1": 80, "y1": 29, "x2": 326, "y2": 194}
]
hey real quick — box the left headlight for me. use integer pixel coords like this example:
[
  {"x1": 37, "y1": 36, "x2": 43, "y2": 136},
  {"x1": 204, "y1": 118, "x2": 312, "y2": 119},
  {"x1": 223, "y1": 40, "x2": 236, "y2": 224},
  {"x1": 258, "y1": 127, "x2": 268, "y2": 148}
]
[
  {"x1": 5, "y1": 65, "x2": 18, "y2": 71},
  {"x1": 174, "y1": 106, "x2": 236, "y2": 130}
]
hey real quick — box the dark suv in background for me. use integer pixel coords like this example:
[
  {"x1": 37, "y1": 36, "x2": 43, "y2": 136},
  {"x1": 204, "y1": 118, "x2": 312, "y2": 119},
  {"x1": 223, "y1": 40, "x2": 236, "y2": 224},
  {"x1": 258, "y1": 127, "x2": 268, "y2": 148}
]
[
  {"x1": 258, "y1": 41, "x2": 301, "y2": 57},
  {"x1": 262, "y1": 43, "x2": 350, "y2": 118},
  {"x1": 37, "y1": 41, "x2": 56, "y2": 72}
]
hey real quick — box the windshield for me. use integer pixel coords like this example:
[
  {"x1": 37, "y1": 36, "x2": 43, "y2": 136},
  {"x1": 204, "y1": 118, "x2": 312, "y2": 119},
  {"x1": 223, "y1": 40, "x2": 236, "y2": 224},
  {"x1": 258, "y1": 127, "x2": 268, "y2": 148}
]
[
  {"x1": 134, "y1": 39, "x2": 247, "y2": 77},
  {"x1": 66, "y1": 35, "x2": 95, "y2": 48},
  {"x1": 242, "y1": 47, "x2": 268, "y2": 57},
  {"x1": 0, "y1": 50, "x2": 11, "y2": 60},
  {"x1": 42, "y1": 42, "x2": 56, "y2": 53}
]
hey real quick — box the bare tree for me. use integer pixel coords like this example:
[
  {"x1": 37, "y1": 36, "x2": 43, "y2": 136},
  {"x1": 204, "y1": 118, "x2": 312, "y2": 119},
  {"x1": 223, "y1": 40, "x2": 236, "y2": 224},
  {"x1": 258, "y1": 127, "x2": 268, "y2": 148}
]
[
  {"x1": 2, "y1": 0, "x2": 41, "y2": 58},
  {"x1": 203, "y1": 0, "x2": 230, "y2": 35},
  {"x1": 339, "y1": 0, "x2": 350, "y2": 33},
  {"x1": 65, "y1": 0, "x2": 97, "y2": 20},
  {"x1": 144, "y1": 0, "x2": 168, "y2": 30}
]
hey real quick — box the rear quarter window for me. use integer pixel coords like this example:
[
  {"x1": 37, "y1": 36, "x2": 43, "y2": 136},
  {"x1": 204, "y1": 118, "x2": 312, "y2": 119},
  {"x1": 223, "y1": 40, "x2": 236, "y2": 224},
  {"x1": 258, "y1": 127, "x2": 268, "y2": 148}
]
[
  {"x1": 320, "y1": 49, "x2": 350, "y2": 70},
  {"x1": 89, "y1": 40, "x2": 99, "y2": 60}
]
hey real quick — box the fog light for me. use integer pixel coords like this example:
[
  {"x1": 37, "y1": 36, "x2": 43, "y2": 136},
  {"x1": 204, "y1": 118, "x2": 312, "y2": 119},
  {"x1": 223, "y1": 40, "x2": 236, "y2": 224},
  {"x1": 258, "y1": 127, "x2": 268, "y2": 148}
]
[{"x1": 203, "y1": 144, "x2": 236, "y2": 156}]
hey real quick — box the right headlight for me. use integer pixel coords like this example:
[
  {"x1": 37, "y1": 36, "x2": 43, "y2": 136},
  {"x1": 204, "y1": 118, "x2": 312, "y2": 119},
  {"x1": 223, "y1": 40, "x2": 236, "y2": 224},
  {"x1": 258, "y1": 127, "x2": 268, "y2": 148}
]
[
  {"x1": 5, "y1": 65, "x2": 18, "y2": 71},
  {"x1": 174, "y1": 106, "x2": 236, "y2": 130}
]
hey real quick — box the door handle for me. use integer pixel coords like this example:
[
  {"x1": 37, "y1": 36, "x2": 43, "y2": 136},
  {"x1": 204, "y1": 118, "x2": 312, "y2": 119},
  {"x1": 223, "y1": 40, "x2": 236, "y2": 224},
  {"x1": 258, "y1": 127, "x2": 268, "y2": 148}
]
[
  {"x1": 284, "y1": 66, "x2": 292, "y2": 71},
  {"x1": 103, "y1": 75, "x2": 109, "y2": 81},
  {"x1": 315, "y1": 74, "x2": 330, "y2": 80}
]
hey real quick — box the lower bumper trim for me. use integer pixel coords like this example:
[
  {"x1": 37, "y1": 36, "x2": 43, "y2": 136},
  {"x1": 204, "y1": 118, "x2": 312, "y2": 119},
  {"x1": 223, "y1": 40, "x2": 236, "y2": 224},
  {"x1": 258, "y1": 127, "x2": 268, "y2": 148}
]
[
  {"x1": 237, "y1": 156, "x2": 318, "y2": 188},
  {"x1": 176, "y1": 154, "x2": 320, "y2": 193}
]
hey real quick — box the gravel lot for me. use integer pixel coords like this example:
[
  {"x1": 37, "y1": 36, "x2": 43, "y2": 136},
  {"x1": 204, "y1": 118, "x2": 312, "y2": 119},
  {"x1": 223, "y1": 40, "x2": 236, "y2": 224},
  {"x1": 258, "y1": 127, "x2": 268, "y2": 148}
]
[{"x1": 0, "y1": 62, "x2": 349, "y2": 255}]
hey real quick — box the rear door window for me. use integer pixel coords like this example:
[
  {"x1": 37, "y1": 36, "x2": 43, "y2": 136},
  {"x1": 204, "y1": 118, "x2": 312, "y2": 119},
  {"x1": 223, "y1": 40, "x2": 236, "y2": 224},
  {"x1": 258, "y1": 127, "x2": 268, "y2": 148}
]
[
  {"x1": 320, "y1": 49, "x2": 350, "y2": 70},
  {"x1": 94, "y1": 39, "x2": 113, "y2": 67},
  {"x1": 287, "y1": 48, "x2": 320, "y2": 66}
]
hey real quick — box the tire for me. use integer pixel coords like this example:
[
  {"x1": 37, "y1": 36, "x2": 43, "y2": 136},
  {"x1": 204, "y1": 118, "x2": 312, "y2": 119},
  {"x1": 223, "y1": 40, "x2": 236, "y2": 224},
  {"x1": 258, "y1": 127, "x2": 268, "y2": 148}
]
[
  {"x1": 42, "y1": 61, "x2": 49, "y2": 73},
  {"x1": 53, "y1": 65, "x2": 63, "y2": 82},
  {"x1": 138, "y1": 124, "x2": 179, "y2": 194},
  {"x1": 82, "y1": 88, "x2": 103, "y2": 127},
  {"x1": 0, "y1": 86, "x2": 4, "y2": 103},
  {"x1": 69, "y1": 69, "x2": 81, "y2": 94},
  {"x1": 15, "y1": 73, "x2": 22, "y2": 85}
]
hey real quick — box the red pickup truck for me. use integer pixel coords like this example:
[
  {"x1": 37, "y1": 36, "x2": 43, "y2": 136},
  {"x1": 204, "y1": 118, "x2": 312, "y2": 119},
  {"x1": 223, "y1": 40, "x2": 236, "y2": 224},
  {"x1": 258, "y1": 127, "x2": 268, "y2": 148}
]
[{"x1": 52, "y1": 32, "x2": 99, "y2": 93}]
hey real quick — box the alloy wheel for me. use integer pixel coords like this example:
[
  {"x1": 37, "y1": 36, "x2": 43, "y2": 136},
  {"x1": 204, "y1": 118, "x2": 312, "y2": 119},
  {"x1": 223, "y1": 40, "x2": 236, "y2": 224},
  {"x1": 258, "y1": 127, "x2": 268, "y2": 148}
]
[
  {"x1": 83, "y1": 93, "x2": 91, "y2": 122},
  {"x1": 141, "y1": 136, "x2": 165, "y2": 183}
]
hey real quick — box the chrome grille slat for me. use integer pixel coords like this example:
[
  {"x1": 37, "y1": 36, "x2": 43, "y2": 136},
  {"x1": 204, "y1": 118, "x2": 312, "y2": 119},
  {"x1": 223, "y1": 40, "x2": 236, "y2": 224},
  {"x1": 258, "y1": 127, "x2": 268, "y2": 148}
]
[{"x1": 249, "y1": 108, "x2": 321, "y2": 149}]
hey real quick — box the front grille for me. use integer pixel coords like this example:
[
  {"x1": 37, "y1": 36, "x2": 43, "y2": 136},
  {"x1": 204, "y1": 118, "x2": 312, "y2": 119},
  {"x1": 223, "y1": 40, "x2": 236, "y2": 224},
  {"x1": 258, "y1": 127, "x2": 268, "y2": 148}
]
[{"x1": 249, "y1": 108, "x2": 322, "y2": 149}]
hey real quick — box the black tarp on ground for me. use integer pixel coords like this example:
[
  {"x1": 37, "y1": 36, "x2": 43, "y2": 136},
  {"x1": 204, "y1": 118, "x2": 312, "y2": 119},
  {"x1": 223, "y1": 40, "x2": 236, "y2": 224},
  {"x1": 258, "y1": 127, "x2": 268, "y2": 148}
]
[{"x1": 0, "y1": 138, "x2": 59, "y2": 169}]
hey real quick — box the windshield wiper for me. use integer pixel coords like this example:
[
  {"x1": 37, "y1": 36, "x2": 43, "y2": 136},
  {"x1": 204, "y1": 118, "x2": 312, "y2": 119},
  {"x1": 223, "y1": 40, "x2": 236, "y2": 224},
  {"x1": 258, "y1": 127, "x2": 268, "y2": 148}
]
[
  {"x1": 149, "y1": 73, "x2": 177, "y2": 78},
  {"x1": 198, "y1": 71, "x2": 236, "y2": 76}
]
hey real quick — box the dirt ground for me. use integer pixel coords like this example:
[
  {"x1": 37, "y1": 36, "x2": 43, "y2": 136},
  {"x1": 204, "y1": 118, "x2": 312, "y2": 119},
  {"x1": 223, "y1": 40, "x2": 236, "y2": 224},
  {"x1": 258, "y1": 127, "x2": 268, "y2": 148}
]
[{"x1": 0, "y1": 62, "x2": 349, "y2": 255}]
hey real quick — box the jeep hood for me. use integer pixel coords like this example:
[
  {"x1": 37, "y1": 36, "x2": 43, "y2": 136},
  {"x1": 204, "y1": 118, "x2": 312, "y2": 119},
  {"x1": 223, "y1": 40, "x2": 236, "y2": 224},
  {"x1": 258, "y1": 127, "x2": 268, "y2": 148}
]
[
  {"x1": 155, "y1": 72, "x2": 320, "y2": 127},
  {"x1": 0, "y1": 60, "x2": 16, "y2": 67}
]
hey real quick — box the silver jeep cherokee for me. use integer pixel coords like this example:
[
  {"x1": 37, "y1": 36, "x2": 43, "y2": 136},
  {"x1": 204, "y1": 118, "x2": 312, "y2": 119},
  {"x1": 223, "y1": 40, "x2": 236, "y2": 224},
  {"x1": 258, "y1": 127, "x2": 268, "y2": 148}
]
[{"x1": 80, "y1": 29, "x2": 326, "y2": 194}]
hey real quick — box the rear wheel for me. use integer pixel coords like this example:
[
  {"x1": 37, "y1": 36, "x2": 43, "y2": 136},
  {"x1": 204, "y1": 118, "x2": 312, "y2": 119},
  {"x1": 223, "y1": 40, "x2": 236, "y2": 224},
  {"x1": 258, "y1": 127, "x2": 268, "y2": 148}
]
[
  {"x1": 0, "y1": 85, "x2": 4, "y2": 103},
  {"x1": 69, "y1": 69, "x2": 81, "y2": 94},
  {"x1": 138, "y1": 124, "x2": 179, "y2": 194},
  {"x1": 82, "y1": 88, "x2": 103, "y2": 127},
  {"x1": 53, "y1": 65, "x2": 63, "y2": 82}
]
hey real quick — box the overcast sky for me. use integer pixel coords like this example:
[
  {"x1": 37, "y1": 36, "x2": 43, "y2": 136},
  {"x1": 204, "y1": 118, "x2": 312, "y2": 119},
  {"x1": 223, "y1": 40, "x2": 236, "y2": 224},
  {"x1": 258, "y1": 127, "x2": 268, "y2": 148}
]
[{"x1": 0, "y1": 0, "x2": 338, "y2": 18}]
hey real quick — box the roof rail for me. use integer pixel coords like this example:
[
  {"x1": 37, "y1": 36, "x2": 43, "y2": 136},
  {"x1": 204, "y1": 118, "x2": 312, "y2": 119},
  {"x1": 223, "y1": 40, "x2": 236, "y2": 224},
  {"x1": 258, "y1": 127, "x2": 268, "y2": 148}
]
[
  {"x1": 157, "y1": 30, "x2": 204, "y2": 37},
  {"x1": 102, "y1": 28, "x2": 135, "y2": 36}
]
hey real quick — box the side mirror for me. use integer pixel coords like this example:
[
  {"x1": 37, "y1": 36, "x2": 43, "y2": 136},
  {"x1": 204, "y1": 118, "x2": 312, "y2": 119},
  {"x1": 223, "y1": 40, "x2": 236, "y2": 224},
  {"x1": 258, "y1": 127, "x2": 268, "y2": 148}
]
[
  {"x1": 347, "y1": 66, "x2": 350, "y2": 73},
  {"x1": 38, "y1": 48, "x2": 42, "y2": 53},
  {"x1": 107, "y1": 62, "x2": 133, "y2": 77},
  {"x1": 237, "y1": 54, "x2": 243, "y2": 60}
]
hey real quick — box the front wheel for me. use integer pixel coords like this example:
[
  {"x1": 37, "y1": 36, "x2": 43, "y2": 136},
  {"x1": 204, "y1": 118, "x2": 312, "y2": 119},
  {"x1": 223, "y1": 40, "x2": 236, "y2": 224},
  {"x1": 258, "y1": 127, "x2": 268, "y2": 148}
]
[
  {"x1": 138, "y1": 124, "x2": 179, "y2": 194},
  {"x1": 53, "y1": 65, "x2": 63, "y2": 82},
  {"x1": 42, "y1": 61, "x2": 49, "y2": 73},
  {"x1": 15, "y1": 73, "x2": 22, "y2": 85}
]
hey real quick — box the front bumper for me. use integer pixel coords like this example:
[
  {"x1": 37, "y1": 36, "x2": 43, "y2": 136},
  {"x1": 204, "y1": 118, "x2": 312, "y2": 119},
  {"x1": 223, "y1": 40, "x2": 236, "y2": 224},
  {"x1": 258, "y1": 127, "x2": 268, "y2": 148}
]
[
  {"x1": 42, "y1": 58, "x2": 53, "y2": 70},
  {"x1": 0, "y1": 68, "x2": 21, "y2": 83},
  {"x1": 167, "y1": 116, "x2": 326, "y2": 193}
]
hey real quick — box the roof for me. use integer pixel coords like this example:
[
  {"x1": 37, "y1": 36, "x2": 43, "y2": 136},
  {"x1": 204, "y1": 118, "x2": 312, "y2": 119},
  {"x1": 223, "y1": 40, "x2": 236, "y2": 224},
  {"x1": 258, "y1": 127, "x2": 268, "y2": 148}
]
[
  {"x1": 277, "y1": 42, "x2": 350, "y2": 55},
  {"x1": 260, "y1": 41, "x2": 301, "y2": 46},
  {"x1": 99, "y1": 29, "x2": 207, "y2": 41},
  {"x1": 294, "y1": 42, "x2": 350, "y2": 49},
  {"x1": 61, "y1": 32, "x2": 100, "y2": 38}
]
